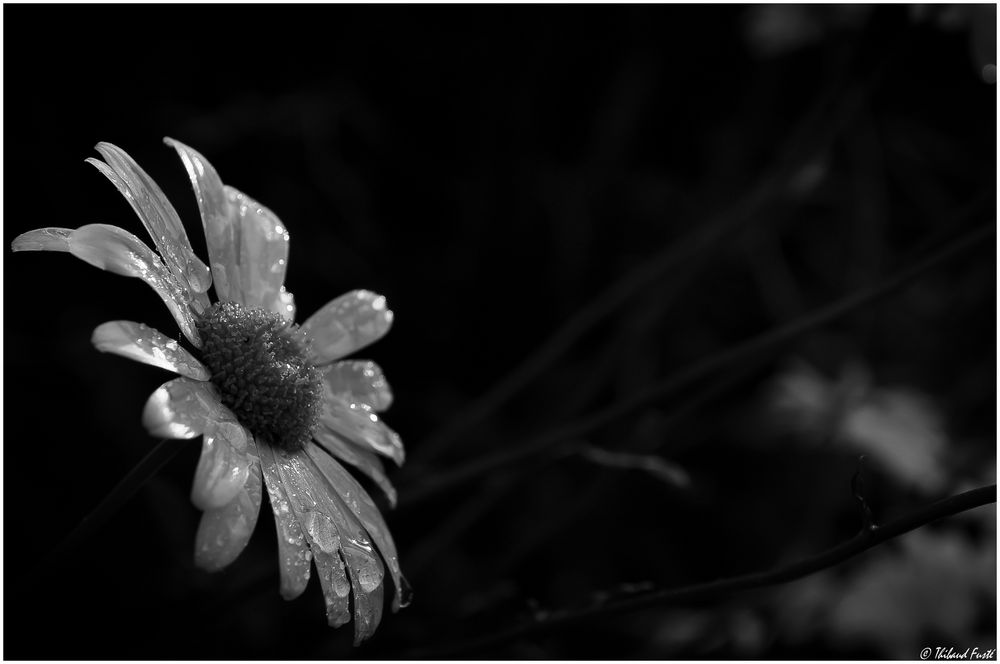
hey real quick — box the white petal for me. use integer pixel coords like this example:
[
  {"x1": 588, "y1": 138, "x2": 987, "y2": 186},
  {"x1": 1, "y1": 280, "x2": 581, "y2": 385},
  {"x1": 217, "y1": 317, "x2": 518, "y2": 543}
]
[
  {"x1": 142, "y1": 378, "x2": 235, "y2": 440},
  {"x1": 345, "y1": 544, "x2": 385, "y2": 645},
  {"x1": 322, "y1": 360, "x2": 393, "y2": 412},
  {"x1": 258, "y1": 444, "x2": 312, "y2": 600},
  {"x1": 313, "y1": 426, "x2": 397, "y2": 507},
  {"x1": 226, "y1": 185, "x2": 295, "y2": 321},
  {"x1": 67, "y1": 223, "x2": 202, "y2": 346},
  {"x1": 312, "y1": 548, "x2": 353, "y2": 628},
  {"x1": 11, "y1": 227, "x2": 72, "y2": 252},
  {"x1": 270, "y1": 448, "x2": 353, "y2": 628},
  {"x1": 322, "y1": 395, "x2": 405, "y2": 465},
  {"x1": 163, "y1": 138, "x2": 241, "y2": 304},
  {"x1": 191, "y1": 423, "x2": 252, "y2": 510},
  {"x1": 306, "y1": 442, "x2": 410, "y2": 611},
  {"x1": 92, "y1": 321, "x2": 209, "y2": 380},
  {"x1": 301, "y1": 290, "x2": 393, "y2": 364},
  {"x1": 194, "y1": 442, "x2": 263, "y2": 572},
  {"x1": 300, "y1": 450, "x2": 386, "y2": 642},
  {"x1": 91, "y1": 142, "x2": 212, "y2": 301}
]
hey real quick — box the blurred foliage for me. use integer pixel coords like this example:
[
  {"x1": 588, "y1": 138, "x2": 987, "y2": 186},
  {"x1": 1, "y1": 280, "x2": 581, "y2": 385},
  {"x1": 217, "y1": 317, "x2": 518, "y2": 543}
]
[{"x1": 3, "y1": 4, "x2": 995, "y2": 659}]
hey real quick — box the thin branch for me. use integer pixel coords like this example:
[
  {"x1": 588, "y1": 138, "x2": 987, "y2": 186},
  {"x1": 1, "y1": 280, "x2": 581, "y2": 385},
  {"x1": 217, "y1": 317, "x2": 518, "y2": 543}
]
[
  {"x1": 35, "y1": 437, "x2": 190, "y2": 572},
  {"x1": 400, "y1": 218, "x2": 995, "y2": 508},
  {"x1": 408, "y1": 71, "x2": 874, "y2": 468},
  {"x1": 409, "y1": 356, "x2": 765, "y2": 579},
  {"x1": 416, "y1": 484, "x2": 997, "y2": 657}
]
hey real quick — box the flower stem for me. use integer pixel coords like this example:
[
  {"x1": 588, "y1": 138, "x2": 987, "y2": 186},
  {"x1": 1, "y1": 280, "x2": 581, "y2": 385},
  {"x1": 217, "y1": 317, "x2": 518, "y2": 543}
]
[{"x1": 41, "y1": 437, "x2": 190, "y2": 567}]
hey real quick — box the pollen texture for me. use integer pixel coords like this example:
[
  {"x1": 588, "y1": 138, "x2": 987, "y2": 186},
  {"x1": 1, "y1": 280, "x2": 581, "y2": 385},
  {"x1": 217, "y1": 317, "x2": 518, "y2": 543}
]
[{"x1": 196, "y1": 301, "x2": 323, "y2": 452}]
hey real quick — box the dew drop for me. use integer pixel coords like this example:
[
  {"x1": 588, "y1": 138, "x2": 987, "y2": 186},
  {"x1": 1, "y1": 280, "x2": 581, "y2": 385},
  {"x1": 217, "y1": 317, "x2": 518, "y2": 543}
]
[
  {"x1": 357, "y1": 565, "x2": 382, "y2": 593},
  {"x1": 333, "y1": 573, "x2": 351, "y2": 598},
  {"x1": 397, "y1": 574, "x2": 414, "y2": 609},
  {"x1": 303, "y1": 511, "x2": 339, "y2": 554}
]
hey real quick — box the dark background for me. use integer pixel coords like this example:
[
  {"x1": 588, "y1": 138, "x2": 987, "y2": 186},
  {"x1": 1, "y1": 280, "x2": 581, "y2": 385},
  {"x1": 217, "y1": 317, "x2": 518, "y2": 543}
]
[{"x1": 4, "y1": 4, "x2": 996, "y2": 660}]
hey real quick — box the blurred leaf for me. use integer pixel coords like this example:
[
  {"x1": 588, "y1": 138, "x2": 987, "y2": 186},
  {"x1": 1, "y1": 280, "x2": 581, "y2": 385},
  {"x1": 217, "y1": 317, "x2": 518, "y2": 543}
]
[{"x1": 767, "y1": 359, "x2": 949, "y2": 492}]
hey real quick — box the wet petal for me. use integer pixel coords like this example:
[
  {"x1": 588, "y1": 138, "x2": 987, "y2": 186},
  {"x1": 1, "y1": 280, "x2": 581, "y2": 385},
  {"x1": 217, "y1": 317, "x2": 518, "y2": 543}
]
[
  {"x1": 344, "y1": 544, "x2": 385, "y2": 645},
  {"x1": 322, "y1": 360, "x2": 393, "y2": 412},
  {"x1": 163, "y1": 138, "x2": 241, "y2": 304},
  {"x1": 314, "y1": 426, "x2": 397, "y2": 507},
  {"x1": 92, "y1": 321, "x2": 209, "y2": 380},
  {"x1": 67, "y1": 223, "x2": 201, "y2": 345},
  {"x1": 301, "y1": 290, "x2": 393, "y2": 364},
  {"x1": 191, "y1": 423, "x2": 252, "y2": 510},
  {"x1": 306, "y1": 442, "x2": 410, "y2": 611},
  {"x1": 322, "y1": 395, "x2": 405, "y2": 465},
  {"x1": 315, "y1": 481, "x2": 384, "y2": 643},
  {"x1": 194, "y1": 442, "x2": 263, "y2": 572},
  {"x1": 271, "y1": 449, "x2": 353, "y2": 628},
  {"x1": 225, "y1": 185, "x2": 295, "y2": 321},
  {"x1": 142, "y1": 378, "x2": 236, "y2": 439},
  {"x1": 91, "y1": 142, "x2": 212, "y2": 302},
  {"x1": 313, "y1": 548, "x2": 353, "y2": 628},
  {"x1": 300, "y1": 450, "x2": 386, "y2": 641},
  {"x1": 259, "y1": 444, "x2": 312, "y2": 600},
  {"x1": 11, "y1": 227, "x2": 72, "y2": 252}
]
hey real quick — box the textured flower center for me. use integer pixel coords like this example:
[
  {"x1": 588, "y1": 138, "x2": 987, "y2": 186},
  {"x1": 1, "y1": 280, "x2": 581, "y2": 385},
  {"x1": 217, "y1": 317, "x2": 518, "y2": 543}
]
[{"x1": 195, "y1": 301, "x2": 323, "y2": 452}]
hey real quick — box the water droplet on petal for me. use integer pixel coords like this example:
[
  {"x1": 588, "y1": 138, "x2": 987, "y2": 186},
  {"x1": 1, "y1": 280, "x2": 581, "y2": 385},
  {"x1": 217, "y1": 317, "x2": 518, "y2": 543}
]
[
  {"x1": 397, "y1": 574, "x2": 414, "y2": 608},
  {"x1": 303, "y1": 511, "x2": 340, "y2": 554},
  {"x1": 357, "y1": 565, "x2": 382, "y2": 593}
]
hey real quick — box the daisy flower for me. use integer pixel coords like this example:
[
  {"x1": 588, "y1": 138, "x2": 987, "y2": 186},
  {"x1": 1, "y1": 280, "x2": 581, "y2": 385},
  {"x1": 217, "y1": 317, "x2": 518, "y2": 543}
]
[{"x1": 11, "y1": 139, "x2": 410, "y2": 644}]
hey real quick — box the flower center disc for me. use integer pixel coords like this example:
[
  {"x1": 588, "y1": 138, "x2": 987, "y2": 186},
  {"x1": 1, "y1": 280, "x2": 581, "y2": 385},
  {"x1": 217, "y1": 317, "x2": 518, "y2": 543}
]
[{"x1": 196, "y1": 302, "x2": 323, "y2": 451}]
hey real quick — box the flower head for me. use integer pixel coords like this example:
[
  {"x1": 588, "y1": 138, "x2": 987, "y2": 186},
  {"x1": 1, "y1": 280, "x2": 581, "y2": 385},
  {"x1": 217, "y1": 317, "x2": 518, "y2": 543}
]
[{"x1": 12, "y1": 139, "x2": 410, "y2": 643}]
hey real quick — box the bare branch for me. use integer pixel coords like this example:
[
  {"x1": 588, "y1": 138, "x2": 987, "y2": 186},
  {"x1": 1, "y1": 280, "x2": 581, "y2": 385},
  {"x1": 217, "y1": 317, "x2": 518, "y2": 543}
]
[
  {"x1": 407, "y1": 69, "x2": 878, "y2": 468},
  {"x1": 400, "y1": 218, "x2": 994, "y2": 508},
  {"x1": 416, "y1": 484, "x2": 997, "y2": 657}
]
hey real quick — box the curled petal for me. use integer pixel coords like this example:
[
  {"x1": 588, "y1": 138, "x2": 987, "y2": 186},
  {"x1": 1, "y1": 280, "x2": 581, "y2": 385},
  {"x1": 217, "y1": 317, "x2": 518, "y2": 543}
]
[
  {"x1": 90, "y1": 142, "x2": 212, "y2": 302},
  {"x1": 142, "y1": 378, "x2": 236, "y2": 440},
  {"x1": 92, "y1": 321, "x2": 210, "y2": 380},
  {"x1": 302, "y1": 290, "x2": 393, "y2": 365},
  {"x1": 322, "y1": 395, "x2": 405, "y2": 465},
  {"x1": 164, "y1": 138, "x2": 240, "y2": 304},
  {"x1": 67, "y1": 223, "x2": 202, "y2": 345},
  {"x1": 11, "y1": 227, "x2": 72, "y2": 252},
  {"x1": 165, "y1": 163, "x2": 296, "y2": 320},
  {"x1": 322, "y1": 360, "x2": 393, "y2": 412},
  {"x1": 259, "y1": 444, "x2": 312, "y2": 600},
  {"x1": 191, "y1": 423, "x2": 252, "y2": 511},
  {"x1": 194, "y1": 443, "x2": 263, "y2": 572},
  {"x1": 270, "y1": 449, "x2": 353, "y2": 628},
  {"x1": 306, "y1": 442, "x2": 410, "y2": 611},
  {"x1": 314, "y1": 426, "x2": 397, "y2": 507}
]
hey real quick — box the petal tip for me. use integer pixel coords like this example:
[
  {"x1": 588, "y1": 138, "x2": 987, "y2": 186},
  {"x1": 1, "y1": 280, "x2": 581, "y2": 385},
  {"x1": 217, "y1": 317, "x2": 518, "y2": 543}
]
[
  {"x1": 141, "y1": 385, "x2": 201, "y2": 439},
  {"x1": 193, "y1": 554, "x2": 226, "y2": 573},
  {"x1": 11, "y1": 228, "x2": 72, "y2": 253}
]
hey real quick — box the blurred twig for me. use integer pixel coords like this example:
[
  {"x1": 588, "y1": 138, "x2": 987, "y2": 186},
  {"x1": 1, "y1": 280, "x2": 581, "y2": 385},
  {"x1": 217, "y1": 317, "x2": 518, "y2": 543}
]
[
  {"x1": 488, "y1": 356, "x2": 767, "y2": 577},
  {"x1": 400, "y1": 217, "x2": 994, "y2": 508},
  {"x1": 32, "y1": 437, "x2": 191, "y2": 576},
  {"x1": 407, "y1": 67, "x2": 872, "y2": 469},
  {"x1": 415, "y1": 483, "x2": 998, "y2": 657}
]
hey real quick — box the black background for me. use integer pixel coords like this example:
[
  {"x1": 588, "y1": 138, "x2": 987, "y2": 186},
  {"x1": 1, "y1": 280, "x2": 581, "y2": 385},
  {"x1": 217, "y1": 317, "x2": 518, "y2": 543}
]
[{"x1": 4, "y1": 4, "x2": 996, "y2": 660}]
